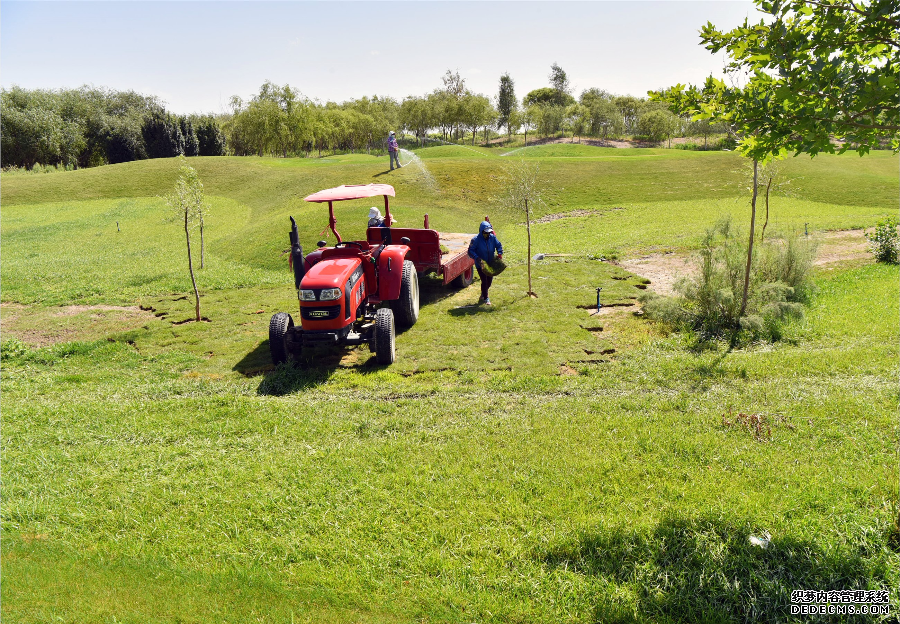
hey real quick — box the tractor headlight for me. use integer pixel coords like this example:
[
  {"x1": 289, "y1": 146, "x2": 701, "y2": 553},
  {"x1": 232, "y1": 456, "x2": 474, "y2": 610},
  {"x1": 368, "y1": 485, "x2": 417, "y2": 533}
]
[
  {"x1": 319, "y1": 288, "x2": 342, "y2": 301},
  {"x1": 300, "y1": 289, "x2": 317, "y2": 301}
]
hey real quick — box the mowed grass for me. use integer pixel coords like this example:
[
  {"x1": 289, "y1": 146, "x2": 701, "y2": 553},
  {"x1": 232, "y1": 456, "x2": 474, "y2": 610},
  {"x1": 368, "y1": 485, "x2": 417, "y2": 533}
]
[{"x1": 2, "y1": 147, "x2": 898, "y2": 623}]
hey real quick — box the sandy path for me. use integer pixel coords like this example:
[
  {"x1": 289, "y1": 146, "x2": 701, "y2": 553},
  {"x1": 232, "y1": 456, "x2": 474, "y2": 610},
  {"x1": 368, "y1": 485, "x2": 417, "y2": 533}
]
[{"x1": 620, "y1": 229, "x2": 871, "y2": 296}]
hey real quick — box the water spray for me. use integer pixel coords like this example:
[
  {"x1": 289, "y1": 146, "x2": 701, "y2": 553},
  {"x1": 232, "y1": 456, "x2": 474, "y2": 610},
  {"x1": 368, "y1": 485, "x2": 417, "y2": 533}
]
[{"x1": 397, "y1": 148, "x2": 439, "y2": 191}]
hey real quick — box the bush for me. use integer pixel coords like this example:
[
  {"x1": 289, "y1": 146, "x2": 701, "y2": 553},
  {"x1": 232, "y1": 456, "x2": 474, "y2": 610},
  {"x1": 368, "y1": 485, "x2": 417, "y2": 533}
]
[
  {"x1": 103, "y1": 117, "x2": 147, "y2": 164},
  {"x1": 180, "y1": 117, "x2": 200, "y2": 157},
  {"x1": 142, "y1": 112, "x2": 185, "y2": 159},
  {"x1": 672, "y1": 137, "x2": 736, "y2": 151},
  {"x1": 865, "y1": 217, "x2": 899, "y2": 264},
  {"x1": 1, "y1": 337, "x2": 29, "y2": 361},
  {"x1": 196, "y1": 116, "x2": 226, "y2": 156},
  {"x1": 641, "y1": 217, "x2": 816, "y2": 343}
]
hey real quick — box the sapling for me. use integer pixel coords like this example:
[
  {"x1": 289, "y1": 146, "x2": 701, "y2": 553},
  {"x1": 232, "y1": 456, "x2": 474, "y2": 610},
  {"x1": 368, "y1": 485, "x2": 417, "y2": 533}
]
[
  {"x1": 499, "y1": 159, "x2": 546, "y2": 297},
  {"x1": 162, "y1": 157, "x2": 207, "y2": 321}
]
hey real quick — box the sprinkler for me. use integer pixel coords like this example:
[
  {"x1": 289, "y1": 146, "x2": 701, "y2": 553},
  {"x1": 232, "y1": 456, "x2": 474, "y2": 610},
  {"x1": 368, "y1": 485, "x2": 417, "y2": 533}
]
[{"x1": 596, "y1": 287, "x2": 602, "y2": 315}]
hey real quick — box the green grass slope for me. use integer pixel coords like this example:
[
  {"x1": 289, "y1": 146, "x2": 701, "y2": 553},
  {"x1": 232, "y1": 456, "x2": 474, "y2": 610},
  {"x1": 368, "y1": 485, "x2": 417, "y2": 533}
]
[
  {"x1": 2, "y1": 150, "x2": 895, "y2": 304},
  {"x1": 2, "y1": 149, "x2": 898, "y2": 623}
]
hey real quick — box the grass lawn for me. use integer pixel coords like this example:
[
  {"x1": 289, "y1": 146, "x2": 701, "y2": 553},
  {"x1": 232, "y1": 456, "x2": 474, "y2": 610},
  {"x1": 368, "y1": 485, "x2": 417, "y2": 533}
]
[{"x1": 2, "y1": 147, "x2": 898, "y2": 623}]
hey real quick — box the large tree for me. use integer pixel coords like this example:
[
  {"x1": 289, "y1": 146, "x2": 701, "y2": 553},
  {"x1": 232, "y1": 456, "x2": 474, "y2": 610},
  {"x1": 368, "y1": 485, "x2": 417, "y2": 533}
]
[
  {"x1": 460, "y1": 94, "x2": 496, "y2": 145},
  {"x1": 688, "y1": 0, "x2": 898, "y2": 158},
  {"x1": 549, "y1": 63, "x2": 571, "y2": 104},
  {"x1": 442, "y1": 69, "x2": 467, "y2": 139},
  {"x1": 496, "y1": 73, "x2": 517, "y2": 141},
  {"x1": 652, "y1": 0, "x2": 898, "y2": 320}
]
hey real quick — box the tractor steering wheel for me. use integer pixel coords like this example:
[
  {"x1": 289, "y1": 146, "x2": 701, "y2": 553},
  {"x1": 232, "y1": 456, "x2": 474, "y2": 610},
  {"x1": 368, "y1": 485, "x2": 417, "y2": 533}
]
[{"x1": 335, "y1": 241, "x2": 366, "y2": 250}]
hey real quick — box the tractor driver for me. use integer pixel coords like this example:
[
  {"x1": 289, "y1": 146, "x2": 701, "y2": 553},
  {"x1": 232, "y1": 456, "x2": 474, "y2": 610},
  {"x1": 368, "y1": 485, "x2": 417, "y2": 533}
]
[
  {"x1": 467, "y1": 220, "x2": 503, "y2": 306},
  {"x1": 368, "y1": 207, "x2": 397, "y2": 228}
]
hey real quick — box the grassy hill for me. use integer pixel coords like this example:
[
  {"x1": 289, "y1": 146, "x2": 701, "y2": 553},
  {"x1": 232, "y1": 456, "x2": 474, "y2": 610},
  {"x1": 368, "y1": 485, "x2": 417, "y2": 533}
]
[{"x1": 3, "y1": 147, "x2": 898, "y2": 622}]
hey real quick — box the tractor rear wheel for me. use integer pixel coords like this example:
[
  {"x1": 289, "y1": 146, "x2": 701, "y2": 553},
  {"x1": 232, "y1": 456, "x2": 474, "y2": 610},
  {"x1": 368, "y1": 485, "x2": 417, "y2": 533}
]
[
  {"x1": 391, "y1": 259, "x2": 419, "y2": 327},
  {"x1": 269, "y1": 312, "x2": 293, "y2": 365},
  {"x1": 374, "y1": 307, "x2": 396, "y2": 365},
  {"x1": 451, "y1": 265, "x2": 474, "y2": 289}
]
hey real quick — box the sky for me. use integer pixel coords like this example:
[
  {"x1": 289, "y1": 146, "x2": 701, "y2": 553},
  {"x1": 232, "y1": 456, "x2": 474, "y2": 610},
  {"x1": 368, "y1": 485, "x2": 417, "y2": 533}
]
[{"x1": 1, "y1": 1, "x2": 763, "y2": 115}]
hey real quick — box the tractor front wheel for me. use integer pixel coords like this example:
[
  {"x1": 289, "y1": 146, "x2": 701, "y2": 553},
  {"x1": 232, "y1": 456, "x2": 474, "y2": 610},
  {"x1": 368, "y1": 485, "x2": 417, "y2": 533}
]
[
  {"x1": 391, "y1": 259, "x2": 420, "y2": 327},
  {"x1": 374, "y1": 307, "x2": 396, "y2": 365},
  {"x1": 269, "y1": 312, "x2": 294, "y2": 365}
]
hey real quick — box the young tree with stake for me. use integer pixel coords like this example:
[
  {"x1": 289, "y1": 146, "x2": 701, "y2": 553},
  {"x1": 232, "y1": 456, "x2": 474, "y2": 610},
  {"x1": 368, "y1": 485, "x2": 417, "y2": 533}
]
[
  {"x1": 163, "y1": 157, "x2": 207, "y2": 322},
  {"x1": 500, "y1": 159, "x2": 545, "y2": 298}
]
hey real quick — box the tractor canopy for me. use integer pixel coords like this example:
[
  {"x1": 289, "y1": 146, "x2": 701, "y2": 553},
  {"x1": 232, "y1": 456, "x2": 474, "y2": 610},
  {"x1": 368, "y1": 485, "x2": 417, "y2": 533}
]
[
  {"x1": 303, "y1": 184, "x2": 396, "y2": 245},
  {"x1": 303, "y1": 184, "x2": 395, "y2": 203}
]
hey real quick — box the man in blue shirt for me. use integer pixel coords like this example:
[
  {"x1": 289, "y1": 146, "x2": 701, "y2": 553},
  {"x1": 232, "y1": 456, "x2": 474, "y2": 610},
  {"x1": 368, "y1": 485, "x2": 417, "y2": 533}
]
[{"x1": 467, "y1": 220, "x2": 504, "y2": 306}]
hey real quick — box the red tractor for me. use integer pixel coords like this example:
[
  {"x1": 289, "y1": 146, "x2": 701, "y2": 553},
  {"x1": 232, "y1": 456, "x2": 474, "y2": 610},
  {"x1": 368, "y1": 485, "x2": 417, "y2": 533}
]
[{"x1": 269, "y1": 184, "x2": 476, "y2": 366}]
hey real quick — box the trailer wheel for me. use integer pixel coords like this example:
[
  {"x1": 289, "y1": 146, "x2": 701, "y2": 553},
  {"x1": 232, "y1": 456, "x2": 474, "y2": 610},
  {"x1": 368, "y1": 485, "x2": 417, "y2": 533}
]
[
  {"x1": 391, "y1": 260, "x2": 419, "y2": 327},
  {"x1": 374, "y1": 308, "x2": 396, "y2": 365},
  {"x1": 269, "y1": 312, "x2": 293, "y2": 365},
  {"x1": 451, "y1": 265, "x2": 474, "y2": 289}
]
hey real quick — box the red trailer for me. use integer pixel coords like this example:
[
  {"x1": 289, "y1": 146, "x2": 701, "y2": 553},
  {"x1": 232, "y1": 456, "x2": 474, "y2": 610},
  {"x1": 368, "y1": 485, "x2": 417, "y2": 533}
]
[{"x1": 269, "y1": 184, "x2": 475, "y2": 366}]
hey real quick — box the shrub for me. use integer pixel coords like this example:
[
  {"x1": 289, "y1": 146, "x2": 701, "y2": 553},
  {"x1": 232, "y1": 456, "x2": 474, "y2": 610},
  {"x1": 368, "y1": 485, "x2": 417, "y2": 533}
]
[
  {"x1": 641, "y1": 217, "x2": 816, "y2": 343},
  {"x1": 180, "y1": 117, "x2": 200, "y2": 157},
  {"x1": 142, "y1": 112, "x2": 185, "y2": 159},
  {"x1": 865, "y1": 217, "x2": 899, "y2": 264},
  {"x1": 672, "y1": 137, "x2": 736, "y2": 151},
  {"x1": 103, "y1": 117, "x2": 147, "y2": 164},
  {"x1": 196, "y1": 116, "x2": 226, "y2": 156},
  {"x1": 1, "y1": 337, "x2": 29, "y2": 361}
]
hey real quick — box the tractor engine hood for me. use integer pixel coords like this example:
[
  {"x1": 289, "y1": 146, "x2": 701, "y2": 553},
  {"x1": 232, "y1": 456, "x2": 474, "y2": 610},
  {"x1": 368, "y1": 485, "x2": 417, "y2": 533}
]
[
  {"x1": 298, "y1": 256, "x2": 366, "y2": 329},
  {"x1": 300, "y1": 257, "x2": 362, "y2": 290}
]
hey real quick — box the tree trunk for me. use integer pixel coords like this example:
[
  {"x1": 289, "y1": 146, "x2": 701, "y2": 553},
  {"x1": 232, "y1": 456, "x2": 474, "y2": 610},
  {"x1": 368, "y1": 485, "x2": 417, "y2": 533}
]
[
  {"x1": 185, "y1": 212, "x2": 201, "y2": 322},
  {"x1": 761, "y1": 177, "x2": 773, "y2": 241},
  {"x1": 739, "y1": 159, "x2": 759, "y2": 319},
  {"x1": 199, "y1": 211, "x2": 205, "y2": 269},
  {"x1": 526, "y1": 197, "x2": 534, "y2": 296}
]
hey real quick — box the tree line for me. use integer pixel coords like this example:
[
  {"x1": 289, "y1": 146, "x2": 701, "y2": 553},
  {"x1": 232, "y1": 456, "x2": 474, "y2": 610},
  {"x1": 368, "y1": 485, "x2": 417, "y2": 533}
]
[
  {"x1": 2, "y1": 65, "x2": 728, "y2": 169},
  {"x1": 226, "y1": 68, "x2": 726, "y2": 158},
  {"x1": 1, "y1": 86, "x2": 225, "y2": 169}
]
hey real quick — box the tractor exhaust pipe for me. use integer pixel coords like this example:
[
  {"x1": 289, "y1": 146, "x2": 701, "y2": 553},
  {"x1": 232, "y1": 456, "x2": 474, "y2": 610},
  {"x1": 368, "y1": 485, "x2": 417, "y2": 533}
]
[{"x1": 289, "y1": 216, "x2": 305, "y2": 289}]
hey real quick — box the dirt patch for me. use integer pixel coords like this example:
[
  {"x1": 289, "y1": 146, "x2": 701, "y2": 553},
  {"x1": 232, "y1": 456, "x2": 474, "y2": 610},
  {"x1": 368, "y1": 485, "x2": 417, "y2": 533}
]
[
  {"x1": 534, "y1": 209, "x2": 600, "y2": 224},
  {"x1": 619, "y1": 230, "x2": 872, "y2": 297},
  {"x1": 533, "y1": 206, "x2": 624, "y2": 225},
  {"x1": 1, "y1": 303, "x2": 156, "y2": 347},
  {"x1": 619, "y1": 254, "x2": 696, "y2": 297},
  {"x1": 50, "y1": 304, "x2": 146, "y2": 317},
  {"x1": 815, "y1": 229, "x2": 870, "y2": 266}
]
